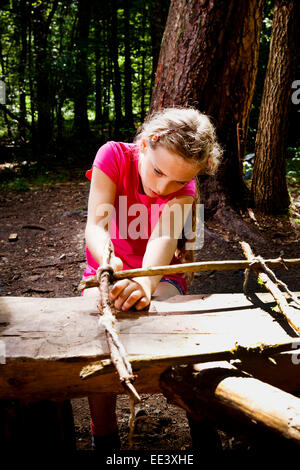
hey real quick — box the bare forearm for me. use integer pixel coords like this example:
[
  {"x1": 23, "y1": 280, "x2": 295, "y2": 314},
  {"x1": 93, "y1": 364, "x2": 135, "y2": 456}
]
[
  {"x1": 135, "y1": 237, "x2": 178, "y2": 296},
  {"x1": 85, "y1": 223, "x2": 110, "y2": 266}
]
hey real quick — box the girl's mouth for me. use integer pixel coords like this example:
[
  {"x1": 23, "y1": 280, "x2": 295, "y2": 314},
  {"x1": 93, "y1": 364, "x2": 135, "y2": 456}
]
[{"x1": 149, "y1": 188, "x2": 159, "y2": 197}]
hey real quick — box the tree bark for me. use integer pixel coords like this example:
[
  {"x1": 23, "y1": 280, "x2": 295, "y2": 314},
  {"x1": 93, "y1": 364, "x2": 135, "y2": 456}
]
[
  {"x1": 148, "y1": 0, "x2": 170, "y2": 91},
  {"x1": 252, "y1": 0, "x2": 299, "y2": 214},
  {"x1": 150, "y1": 0, "x2": 264, "y2": 212}
]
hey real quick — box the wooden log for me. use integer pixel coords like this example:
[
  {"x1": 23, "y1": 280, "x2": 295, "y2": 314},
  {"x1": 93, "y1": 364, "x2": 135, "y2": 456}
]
[
  {"x1": 160, "y1": 362, "x2": 300, "y2": 445},
  {"x1": 77, "y1": 257, "x2": 300, "y2": 290},
  {"x1": 0, "y1": 293, "x2": 300, "y2": 400}
]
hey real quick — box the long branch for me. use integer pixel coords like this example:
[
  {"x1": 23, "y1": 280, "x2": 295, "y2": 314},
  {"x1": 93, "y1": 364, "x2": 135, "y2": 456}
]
[
  {"x1": 78, "y1": 257, "x2": 300, "y2": 291},
  {"x1": 97, "y1": 240, "x2": 141, "y2": 403}
]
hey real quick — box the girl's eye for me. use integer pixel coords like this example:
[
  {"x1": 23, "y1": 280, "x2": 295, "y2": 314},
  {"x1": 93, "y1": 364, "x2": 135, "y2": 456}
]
[{"x1": 154, "y1": 168, "x2": 162, "y2": 176}]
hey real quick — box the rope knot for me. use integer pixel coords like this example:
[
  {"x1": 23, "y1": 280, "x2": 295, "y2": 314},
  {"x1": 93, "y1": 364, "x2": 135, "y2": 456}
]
[{"x1": 96, "y1": 264, "x2": 115, "y2": 283}]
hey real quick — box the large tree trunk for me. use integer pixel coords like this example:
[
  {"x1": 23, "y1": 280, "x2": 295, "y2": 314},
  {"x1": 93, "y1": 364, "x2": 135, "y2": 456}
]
[
  {"x1": 251, "y1": 0, "x2": 299, "y2": 214},
  {"x1": 148, "y1": 0, "x2": 170, "y2": 90},
  {"x1": 150, "y1": 0, "x2": 264, "y2": 213}
]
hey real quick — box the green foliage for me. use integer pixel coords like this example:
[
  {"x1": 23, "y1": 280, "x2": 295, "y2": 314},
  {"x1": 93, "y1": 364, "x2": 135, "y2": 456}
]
[
  {"x1": 0, "y1": 0, "x2": 298, "y2": 206},
  {"x1": 286, "y1": 147, "x2": 300, "y2": 185},
  {"x1": 0, "y1": 163, "x2": 85, "y2": 193},
  {"x1": 0, "y1": 0, "x2": 159, "y2": 163},
  {"x1": 4, "y1": 177, "x2": 30, "y2": 192}
]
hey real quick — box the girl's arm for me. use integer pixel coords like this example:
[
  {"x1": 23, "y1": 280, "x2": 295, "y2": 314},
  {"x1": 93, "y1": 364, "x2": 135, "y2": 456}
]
[
  {"x1": 85, "y1": 167, "x2": 122, "y2": 271},
  {"x1": 110, "y1": 195, "x2": 194, "y2": 310},
  {"x1": 134, "y1": 195, "x2": 194, "y2": 297}
]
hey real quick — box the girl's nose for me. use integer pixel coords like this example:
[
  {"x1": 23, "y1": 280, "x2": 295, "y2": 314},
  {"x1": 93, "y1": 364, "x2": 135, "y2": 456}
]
[{"x1": 156, "y1": 179, "x2": 170, "y2": 195}]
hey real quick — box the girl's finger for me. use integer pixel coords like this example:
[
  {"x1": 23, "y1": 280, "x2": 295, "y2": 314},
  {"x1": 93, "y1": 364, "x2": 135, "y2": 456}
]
[
  {"x1": 113, "y1": 284, "x2": 138, "y2": 310},
  {"x1": 109, "y1": 279, "x2": 129, "y2": 300},
  {"x1": 135, "y1": 297, "x2": 150, "y2": 310},
  {"x1": 121, "y1": 290, "x2": 143, "y2": 311}
]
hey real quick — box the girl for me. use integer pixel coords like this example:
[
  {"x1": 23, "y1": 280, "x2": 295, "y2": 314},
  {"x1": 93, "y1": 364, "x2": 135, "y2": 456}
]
[{"x1": 82, "y1": 106, "x2": 222, "y2": 451}]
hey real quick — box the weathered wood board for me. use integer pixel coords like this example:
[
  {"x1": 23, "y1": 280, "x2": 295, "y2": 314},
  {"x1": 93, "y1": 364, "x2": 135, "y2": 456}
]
[{"x1": 0, "y1": 292, "x2": 300, "y2": 401}]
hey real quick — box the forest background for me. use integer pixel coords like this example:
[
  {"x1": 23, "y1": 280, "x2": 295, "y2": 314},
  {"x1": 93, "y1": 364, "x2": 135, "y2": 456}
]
[
  {"x1": 0, "y1": 0, "x2": 300, "y2": 456},
  {"x1": 0, "y1": 0, "x2": 299, "y2": 218}
]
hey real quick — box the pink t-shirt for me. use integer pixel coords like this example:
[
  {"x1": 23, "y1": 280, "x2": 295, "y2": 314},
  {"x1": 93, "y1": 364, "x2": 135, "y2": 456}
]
[{"x1": 83, "y1": 141, "x2": 196, "y2": 293}]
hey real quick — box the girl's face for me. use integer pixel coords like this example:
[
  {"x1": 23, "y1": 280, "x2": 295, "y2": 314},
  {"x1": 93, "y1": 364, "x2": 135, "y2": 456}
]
[{"x1": 138, "y1": 140, "x2": 199, "y2": 197}]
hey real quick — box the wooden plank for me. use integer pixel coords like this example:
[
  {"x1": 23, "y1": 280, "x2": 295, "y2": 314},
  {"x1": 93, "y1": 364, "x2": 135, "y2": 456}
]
[{"x1": 0, "y1": 293, "x2": 300, "y2": 400}]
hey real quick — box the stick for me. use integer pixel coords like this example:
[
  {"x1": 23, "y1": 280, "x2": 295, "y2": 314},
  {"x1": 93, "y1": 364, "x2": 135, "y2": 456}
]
[
  {"x1": 77, "y1": 257, "x2": 300, "y2": 291},
  {"x1": 96, "y1": 240, "x2": 141, "y2": 403},
  {"x1": 240, "y1": 242, "x2": 300, "y2": 336}
]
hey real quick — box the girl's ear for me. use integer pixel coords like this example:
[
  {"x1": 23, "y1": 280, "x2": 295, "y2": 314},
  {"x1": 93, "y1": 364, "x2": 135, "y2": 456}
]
[{"x1": 140, "y1": 139, "x2": 147, "y2": 153}]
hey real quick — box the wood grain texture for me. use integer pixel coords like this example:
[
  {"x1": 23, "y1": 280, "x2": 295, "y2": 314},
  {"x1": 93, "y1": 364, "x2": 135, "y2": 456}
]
[{"x1": 0, "y1": 292, "x2": 300, "y2": 400}]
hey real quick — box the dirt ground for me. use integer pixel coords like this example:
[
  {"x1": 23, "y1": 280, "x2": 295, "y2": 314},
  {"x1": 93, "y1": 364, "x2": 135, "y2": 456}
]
[{"x1": 0, "y1": 180, "x2": 300, "y2": 457}]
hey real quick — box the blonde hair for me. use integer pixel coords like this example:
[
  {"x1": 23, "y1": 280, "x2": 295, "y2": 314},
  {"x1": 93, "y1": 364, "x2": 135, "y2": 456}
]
[
  {"x1": 136, "y1": 106, "x2": 222, "y2": 285},
  {"x1": 135, "y1": 106, "x2": 222, "y2": 174}
]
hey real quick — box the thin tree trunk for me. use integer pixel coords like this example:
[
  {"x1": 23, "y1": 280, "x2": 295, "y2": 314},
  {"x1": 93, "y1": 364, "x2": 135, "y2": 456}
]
[
  {"x1": 252, "y1": 0, "x2": 299, "y2": 214},
  {"x1": 110, "y1": 0, "x2": 123, "y2": 136},
  {"x1": 94, "y1": 2, "x2": 103, "y2": 126},
  {"x1": 140, "y1": 3, "x2": 147, "y2": 122},
  {"x1": 95, "y1": 55, "x2": 102, "y2": 126},
  {"x1": 17, "y1": 0, "x2": 28, "y2": 141},
  {"x1": 73, "y1": 0, "x2": 91, "y2": 137},
  {"x1": 0, "y1": 36, "x2": 12, "y2": 139},
  {"x1": 56, "y1": 6, "x2": 66, "y2": 144},
  {"x1": 103, "y1": 15, "x2": 111, "y2": 124},
  {"x1": 28, "y1": 10, "x2": 36, "y2": 152},
  {"x1": 32, "y1": 0, "x2": 58, "y2": 158},
  {"x1": 123, "y1": 0, "x2": 134, "y2": 128}
]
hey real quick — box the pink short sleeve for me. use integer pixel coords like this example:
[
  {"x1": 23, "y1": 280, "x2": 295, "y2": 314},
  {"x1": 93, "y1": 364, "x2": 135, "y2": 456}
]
[{"x1": 86, "y1": 141, "x2": 120, "y2": 184}]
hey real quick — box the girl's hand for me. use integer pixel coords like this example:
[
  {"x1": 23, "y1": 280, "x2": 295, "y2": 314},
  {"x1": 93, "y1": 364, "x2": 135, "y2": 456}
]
[{"x1": 109, "y1": 278, "x2": 151, "y2": 311}]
